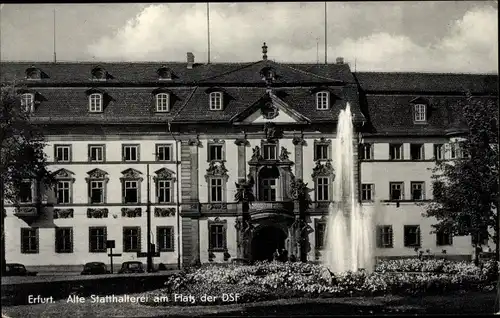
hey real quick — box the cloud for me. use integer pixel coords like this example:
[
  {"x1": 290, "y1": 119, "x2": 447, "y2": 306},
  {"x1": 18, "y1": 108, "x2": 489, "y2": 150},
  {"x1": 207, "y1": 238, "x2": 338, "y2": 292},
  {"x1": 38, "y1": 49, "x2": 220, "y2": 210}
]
[{"x1": 87, "y1": 3, "x2": 498, "y2": 73}]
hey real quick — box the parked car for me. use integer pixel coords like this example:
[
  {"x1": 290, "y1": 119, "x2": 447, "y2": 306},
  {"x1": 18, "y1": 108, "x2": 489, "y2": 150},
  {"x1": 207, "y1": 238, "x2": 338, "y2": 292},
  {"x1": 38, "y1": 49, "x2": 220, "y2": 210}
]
[
  {"x1": 81, "y1": 262, "x2": 110, "y2": 275},
  {"x1": 4, "y1": 263, "x2": 37, "y2": 276},
  {"x1": 118, "y1": 261, "x2": 145, "y2": 274}
]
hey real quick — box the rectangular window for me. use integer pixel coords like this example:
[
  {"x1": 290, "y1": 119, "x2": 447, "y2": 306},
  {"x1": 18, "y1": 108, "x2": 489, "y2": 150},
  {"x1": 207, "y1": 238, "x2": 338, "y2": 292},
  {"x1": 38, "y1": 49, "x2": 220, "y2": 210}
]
[
  {"x1": 390, "y1": 182, "x2": 404, "y2": 200},
  {"x1": 404, "y1": 225, "x2": 421, "y2": 247},
  {"x1": 157, "y1": 180, "x2": 171, "y2": 203},
  {"x1": 433, "y1": 144, "x2": 444, "y2": 160},
  {"x1": 436, "y1": 228, "x2": 453, "y2": 246},
  {"x1": 122, "y1": 145, "x2": 139, "y2": 162},
  {"x1": 210, "y1": 178, "x2": 223, "y2": 202},
  {"x1": 209, "y1": 224, "x2": 226, "y2": 251},
  {"x1": 21, "y1": 228, "x2": 38, "y2": 254},
  {"x1": 410, "y1": 144, "x2": 424, "y2": 160},
  {"x1": 18, "y1": 181, "x2": 33, "y2": 203},
  {"x1": 89, "y1": 145, "x2": 105, "y2": 162},
  {"x1": 55, "y1": 145, "x2": 71, "y2": 162},
  {"x1": 56, "y1": 181, "x2": 71, "y2": 204},
  {"x1": 90, "y1": 181, "x2": 104, "y2": 204},
  {"x1": 89, "y1": 227, "x2": 107, "y2": 252},
  {"x1": 389, "y1": 144, "x2": 403, "y2": 160},
  {"x1": 411, "y1": 182, "x2": 424, "y2": 201},
  {"x1": 156, "y1": 93, "x2": 170, "y2": 112},
  {"x1": 89, "y1": 94, "x2": 103, "y2": 112},
  {"x1": 316, "y1": 92, "x2": 329, "y2": 110},
  {"x1": 156, "y1": 144, "x2": 172, "y2": 161},
  {"x1": 460, "y1": 142, "x2": 469, "y2": 158},
  {"x1": 359, "y1": 143, "x2": 372, "y2": 160},
  {"x1": 157, "y1": 226, "x2": 174, "y2": 252},
  {"x1": 361, "y1": 184, "x2": 374, "y2": 201},
  {"x1": 209, "y1": 92, "x2": 223, "y2": 110},
  {"x1": 414, "y1": 104, "x2": 427, "y2": 122},
  {"x1": 315, "y1": 144, "x2": 329, "y2": 160},
  {"x1": 261, "y1": 178, "x2": 277, "y2": 201},
  {"x1": 450, "y1": 143, "x2": 462, "y2": 159},
  {"x1": 123, "y1": 181, "x2": 139, "y2": 203},
  {"x1": 123, "y1": 227, "x2": 141, "y2": 252},
  {"x1": 376, "y1": 225, "x2": 393, "y2": 248},
  {"x1": 208, "y1": 145, "x2": 223, "y2": 161},
  {"x1": 21, "y1": 93, "x2": 35, "y2": 112},
  {"x1": 315, "y1": 222, "x2": 326, "y2": 249},
  {"x1": 316, "y1": 177, "x2": 329, "y2": 201},
  {"x1": 55, "y1": 227, "x2": 73, "y2": 253},
  {"x1": 262, "y1": 144, "x2": 277, "y2": 160}
]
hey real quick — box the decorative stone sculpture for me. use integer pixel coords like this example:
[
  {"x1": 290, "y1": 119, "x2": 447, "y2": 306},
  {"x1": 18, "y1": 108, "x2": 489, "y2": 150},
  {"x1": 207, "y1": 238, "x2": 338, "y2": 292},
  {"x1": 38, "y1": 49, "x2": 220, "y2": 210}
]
[
  {"x1": 279, "y1": 146, "x2": 291, "y2": 161},
  {"x1": 53, "y1": 208, "x2": 74, "y2": 219}
]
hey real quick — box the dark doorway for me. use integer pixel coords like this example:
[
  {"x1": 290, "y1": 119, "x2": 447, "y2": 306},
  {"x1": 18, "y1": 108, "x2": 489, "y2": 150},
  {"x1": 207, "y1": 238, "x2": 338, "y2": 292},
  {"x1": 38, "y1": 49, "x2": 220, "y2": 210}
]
[{"x1": 251, "y1": 226, "x2": 287, "y2": 261}]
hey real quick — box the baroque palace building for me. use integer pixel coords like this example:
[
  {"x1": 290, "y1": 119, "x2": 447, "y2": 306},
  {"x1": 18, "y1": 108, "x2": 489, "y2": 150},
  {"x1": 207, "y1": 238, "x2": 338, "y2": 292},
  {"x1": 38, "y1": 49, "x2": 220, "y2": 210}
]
[{"x1": 1, "y1": 45, "x2": 498, "y2": 271}]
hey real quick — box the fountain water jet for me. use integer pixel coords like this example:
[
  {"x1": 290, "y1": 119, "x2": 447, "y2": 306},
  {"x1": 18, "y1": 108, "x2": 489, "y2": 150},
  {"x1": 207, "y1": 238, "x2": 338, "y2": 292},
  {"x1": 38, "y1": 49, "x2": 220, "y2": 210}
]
[{"x1": 323, "y1": 103, "x2": 375, "y2": 273}]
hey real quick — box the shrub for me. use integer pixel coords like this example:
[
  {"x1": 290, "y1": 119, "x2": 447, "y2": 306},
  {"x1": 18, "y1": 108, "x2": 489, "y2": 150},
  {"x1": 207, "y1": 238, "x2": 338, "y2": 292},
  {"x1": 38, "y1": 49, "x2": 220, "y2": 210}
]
[{"x1": 141, "y1": 260, "x2": 493, "y2": 306}]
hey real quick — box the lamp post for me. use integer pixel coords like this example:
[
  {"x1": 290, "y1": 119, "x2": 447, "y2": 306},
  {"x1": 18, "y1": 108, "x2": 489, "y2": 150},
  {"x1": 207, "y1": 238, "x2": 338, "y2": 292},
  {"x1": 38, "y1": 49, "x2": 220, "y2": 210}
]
[{"x1": 146, "y1": 163, "x2": 153, "y2": 272}]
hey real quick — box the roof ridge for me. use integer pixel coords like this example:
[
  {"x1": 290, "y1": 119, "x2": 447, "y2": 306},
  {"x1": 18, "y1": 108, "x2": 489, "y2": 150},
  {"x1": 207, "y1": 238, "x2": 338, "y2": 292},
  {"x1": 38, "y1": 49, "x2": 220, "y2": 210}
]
[
  {"x1": 277, "y1": 62, "x2": 336, "y2": 81},
  {"x1": 196, "y1": 61, "x2": 263, "y2": 83},
  {"x1": 355, "y1": 71, "x2": 498, "y2": 76}
]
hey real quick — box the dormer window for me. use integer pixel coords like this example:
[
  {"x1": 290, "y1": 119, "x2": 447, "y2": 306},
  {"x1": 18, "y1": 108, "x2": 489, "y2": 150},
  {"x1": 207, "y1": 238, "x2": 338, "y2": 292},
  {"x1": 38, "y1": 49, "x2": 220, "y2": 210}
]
[
  {"x1": 89, "y1": 93, "x2": 103, "y2": 112},
  {"x1": 414, "y1": 104, "x2": 426, "y2": 122},
  {"x1": 156, "y1": 93, "x2": 170, "y2": 112},
  {"x1": 209, "y1": 92, "x2": 223, "y2": 110},
  {"x1": 260, "y1": 67, "x2": 276, "y2": 82},
  {"x1": 91, "y1": 67, "x2": 107, "y2": 81},
  {"x1": 20, "y1": 93, "x2": 35, "y2": 112},
  {"x1": 316, "y1": 91, "x2": 329, "y2": 110},
  {"x1": 25, "y1": 65, "x2": 45, "y2": 80},
  {"x1": 157, "y1": 66, "x2": 172, "y2": 80}
]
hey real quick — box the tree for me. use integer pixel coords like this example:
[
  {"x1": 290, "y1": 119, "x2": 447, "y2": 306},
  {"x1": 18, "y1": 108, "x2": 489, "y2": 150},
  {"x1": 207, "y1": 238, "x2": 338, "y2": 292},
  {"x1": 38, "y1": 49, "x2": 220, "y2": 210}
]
[
  {"x1": 1, "y1": 83, "x2": 54, "y2": 275},
  {"x1": 423, "y1": 92, "x2": 498, "y2": 265}
]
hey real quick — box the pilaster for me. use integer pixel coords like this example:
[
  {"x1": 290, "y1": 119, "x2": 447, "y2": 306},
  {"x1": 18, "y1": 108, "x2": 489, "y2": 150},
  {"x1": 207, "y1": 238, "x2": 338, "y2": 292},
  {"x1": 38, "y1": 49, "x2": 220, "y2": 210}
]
[{"x1": 292, "y1": 136, "x2": 306, "y2": 180}]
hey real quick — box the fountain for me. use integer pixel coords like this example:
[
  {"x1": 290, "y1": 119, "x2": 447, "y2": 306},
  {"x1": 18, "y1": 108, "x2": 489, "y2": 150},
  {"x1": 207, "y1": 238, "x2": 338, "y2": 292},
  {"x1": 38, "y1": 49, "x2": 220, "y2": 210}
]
[{"x1": 323, "y1": 103, "x2": 375, "y2": 273}]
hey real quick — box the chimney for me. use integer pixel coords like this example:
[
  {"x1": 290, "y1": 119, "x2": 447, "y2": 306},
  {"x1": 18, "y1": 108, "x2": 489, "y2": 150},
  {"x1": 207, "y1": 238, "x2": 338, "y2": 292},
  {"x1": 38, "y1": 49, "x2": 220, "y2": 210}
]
[
  {"x1": 336, "y1": 57, "x2": 344, "y2": 64},
  {"x1": 187, "y1": 52, "x2": 195, "y2": 69}
]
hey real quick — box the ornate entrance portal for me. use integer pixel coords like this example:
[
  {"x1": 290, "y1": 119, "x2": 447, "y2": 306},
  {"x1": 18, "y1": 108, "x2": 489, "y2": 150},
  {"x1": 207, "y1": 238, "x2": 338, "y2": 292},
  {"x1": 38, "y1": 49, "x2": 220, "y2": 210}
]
[{"x1": 251, "y1": 225, "x2": 287, "y2": 261}]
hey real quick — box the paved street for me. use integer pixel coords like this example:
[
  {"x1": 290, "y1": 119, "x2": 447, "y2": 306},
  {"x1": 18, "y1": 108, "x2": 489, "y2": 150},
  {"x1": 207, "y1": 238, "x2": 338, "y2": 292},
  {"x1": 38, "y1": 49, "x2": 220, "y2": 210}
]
[{"x1": 1, "y1": 270, "x2": 180, "y2": 285}]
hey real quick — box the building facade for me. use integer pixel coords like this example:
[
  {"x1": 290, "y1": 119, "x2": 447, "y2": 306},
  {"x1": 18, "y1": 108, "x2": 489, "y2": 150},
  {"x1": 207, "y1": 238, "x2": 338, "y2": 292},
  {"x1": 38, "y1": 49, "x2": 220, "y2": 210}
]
[{"x1": 2, "y1": 47, "x2": 498, "y2": 271}]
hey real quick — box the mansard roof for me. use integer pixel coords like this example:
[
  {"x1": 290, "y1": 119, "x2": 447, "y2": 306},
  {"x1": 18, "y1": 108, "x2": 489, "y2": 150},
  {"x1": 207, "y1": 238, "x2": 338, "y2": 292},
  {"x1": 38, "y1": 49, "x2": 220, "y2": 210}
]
[
  {"x1": 0, "y1": 60, "x2": 354, "y2": 85},
  {"x1": 1, "y1": 61, "x2": 498, "y2": 135},
  {"x1": 354, "y1": 72, "x2": 498, "y2": 94},
  {"x1": 360, "y1": 94, "x2": 497, "y2": 136}
]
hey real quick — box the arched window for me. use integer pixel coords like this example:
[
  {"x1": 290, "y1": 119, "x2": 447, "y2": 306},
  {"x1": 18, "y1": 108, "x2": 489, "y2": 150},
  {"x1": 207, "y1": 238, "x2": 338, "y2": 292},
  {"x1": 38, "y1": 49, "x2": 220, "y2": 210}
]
[
  {"x1": 20, "y1": 93, "x2": 35, "y2": 112},
  {"x1": 156, "y1": 93, "x2": 170, "y2": 112},
  {"x1": 316, "y1": 91, "x2": 329, "y2": 110},
  {"x1": 89, "y1": 93, "x2": 103, "y2": 112},
  {"x1": 209, "y1": 92, "x2": 223, "y2": 110}
]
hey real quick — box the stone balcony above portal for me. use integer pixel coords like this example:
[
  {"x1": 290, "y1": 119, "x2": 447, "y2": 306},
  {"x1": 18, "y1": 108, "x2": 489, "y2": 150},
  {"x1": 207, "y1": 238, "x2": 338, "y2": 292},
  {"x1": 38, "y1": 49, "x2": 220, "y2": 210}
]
[{"x1": 249, "y1": 201, "x2": 294, "y2": 216}]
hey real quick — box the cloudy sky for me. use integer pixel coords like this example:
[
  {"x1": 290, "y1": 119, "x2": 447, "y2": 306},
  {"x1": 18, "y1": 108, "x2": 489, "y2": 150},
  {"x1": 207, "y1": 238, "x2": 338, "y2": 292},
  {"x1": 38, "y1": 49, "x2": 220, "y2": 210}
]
[{"x1": 0, "y1": 2, "x2": 498, "y2": 73}]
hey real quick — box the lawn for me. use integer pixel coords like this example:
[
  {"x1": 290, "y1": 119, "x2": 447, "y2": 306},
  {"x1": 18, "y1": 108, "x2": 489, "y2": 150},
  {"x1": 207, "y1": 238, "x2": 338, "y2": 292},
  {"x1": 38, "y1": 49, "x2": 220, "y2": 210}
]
[{"x1": 1, "y1": 291, "x2": 497, "y2": 317}]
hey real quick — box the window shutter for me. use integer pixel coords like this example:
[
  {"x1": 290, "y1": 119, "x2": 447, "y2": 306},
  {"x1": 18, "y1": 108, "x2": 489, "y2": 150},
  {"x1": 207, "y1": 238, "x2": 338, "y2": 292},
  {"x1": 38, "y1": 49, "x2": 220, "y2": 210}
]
[
  {"x1": 388, "y1": 226, "x2": 393, "y2": 247},
  {"x1": 122, "y1": 228, "x2": 126, "y2": 252},
  {"x1": 137, "y1": 227, "x2": 142, "y2": 252},
  {"x1": 121, "y1": 182, "x2": 125, "y2": 203},
  {"x1": 417, "y1": 226, "x2": 421, "y2": 247},
  {"x1": 403, "y1": 227, "x2": 408, "y2": 247},
  {"x1": 376, "y1": 226, "x2": 382, "y2": 248},
  {"x1": 169, "y1": 227, "x2": 175, "y2": 250},
  {"x1": 223, "y1": 224, "x2": 227, "y2": 249},
  {"x1": 87, "y1": 182, "x2": 91, "y2": 202}
]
